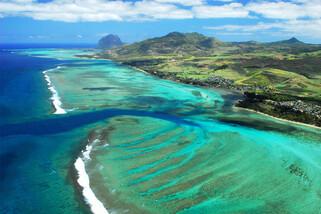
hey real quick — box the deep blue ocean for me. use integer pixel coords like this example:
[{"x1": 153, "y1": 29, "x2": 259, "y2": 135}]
[
  {"x1": 0, "y1": 46, "x2": 94, "y2": 213},
  {"x1": 0, "y1": 49, "x2": 55, "y2": 123}
]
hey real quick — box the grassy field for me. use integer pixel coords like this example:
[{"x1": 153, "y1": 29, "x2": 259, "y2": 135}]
[
  {"x1": 109, "y1": 55, "x2": 321, "y2": 102},
  {"x1": 101, "y1": 32, "x2": 321, "y2": 103}
]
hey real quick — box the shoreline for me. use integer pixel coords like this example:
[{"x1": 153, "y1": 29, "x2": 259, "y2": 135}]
[
  {"x1": 106, "y1": 59, "x2": 321, "y2": 129},
  {"x1": 235, "y1": 106, "x2": 321, "y2": 130},
  {"x1": 102, "y1": 59, "x2": 321, "y2": 129},
  {"x1": 66, "y1": 54, "x2": 320, "y2": 214},
  {"x1": 43, "y1": 66, "x2": 67, "y2": 114}
]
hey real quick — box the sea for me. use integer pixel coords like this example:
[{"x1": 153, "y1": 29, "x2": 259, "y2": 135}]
[{"x1": 1, "y1": 44, "x2": 321, "y2": 214}]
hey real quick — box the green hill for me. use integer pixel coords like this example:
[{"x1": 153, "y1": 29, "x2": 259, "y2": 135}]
[
  {"x1": 96, "y1": 32, "x2": 321, "y2": 126},
  {"x1": 102, "y1": 32, "x2": 321, "y2": 102},
  {"x1": 271, "y1": 37, "x2": 304, "y2": 45},
  {"x1": 111, "y1": 32, "x2": 223, "y2": 57}
]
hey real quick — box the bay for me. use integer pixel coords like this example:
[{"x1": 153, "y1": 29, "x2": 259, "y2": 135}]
[{"x1": 1, "y1": 48, "x2": 320, "y2": 214}]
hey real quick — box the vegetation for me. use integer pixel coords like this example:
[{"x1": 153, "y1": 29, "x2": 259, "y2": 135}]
[{"x1": 98, "y1": 32, "x2": 321, "y2": 126}]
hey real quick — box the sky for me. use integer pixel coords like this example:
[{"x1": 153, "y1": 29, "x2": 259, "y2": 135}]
[{"x1": 0, "y1": 0, "x2": 321, "y2": 44}]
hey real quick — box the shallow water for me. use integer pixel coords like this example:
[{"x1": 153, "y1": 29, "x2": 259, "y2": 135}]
[{"x1": 1, "y1": 48, "x2": 321, "y2": 213}]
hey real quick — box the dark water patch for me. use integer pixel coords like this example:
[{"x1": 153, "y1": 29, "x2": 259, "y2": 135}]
[
  {"x1": 113, "y1": 117, "x2": 140, "y2": 124},
  {"x1": 220, "y1": 91, "x2": 243, "y2": 109},
  {"x1": 0, "y1": 139, "x2": 37, "y2": 184},
  {"x1": 79, "y1": 71, "x2": 107, "y2": 78},
  {"x1": 177, "y1": 139, "x2": 193, "y2": 147},
  {"x1": 134, "y1": 96, "x2": 168, "y2": 105},
  {"x1": 191, "y1": 90, "x2": 202, "y2": 97},
  {"x1": 60, "y1": 61, "x2": 111, "y2": 67},
  {"x1": 218, "y1": 116, "x2": 298, "y2": 133},
  {"x1": 0, "y1": 151, "x2": 19, "y2": 181},
  {"x1": 176, "y1": 106, "x2": 215, "y2": 117},
  {"x1": 287, "y1": 164, "x2": 311, "y2": 186},
  {"x1": 129, "y1": 96, "x2": 196, "y2": 112},
  {"x1": 82, "y1": 87, "x2": 116, "y2": 91},
  {"x1": 0, "y1": 108, "x2": 199, "y2": 137}
]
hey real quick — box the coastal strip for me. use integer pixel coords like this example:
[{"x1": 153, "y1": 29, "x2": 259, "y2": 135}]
[
  {"x1": 74, "y1": 140, "x2": 109, "y2": 214},
  {"x1": 107, "y1": 60, "x2": 321, "y2": 128},
  {"x1": 43, "y1": 66, "x2": 67, "y2": 114},
  {"x1": 235, "y1": 106, "x2": 321, "y2": 130}
]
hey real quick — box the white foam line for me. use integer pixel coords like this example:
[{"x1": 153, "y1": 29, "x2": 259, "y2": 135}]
[
  {"x1": 43, "y1": 66, "x2": 66, "y2": 114},
  {"x1": 83, "y1": 145, "x2": 93, "y2": 160},
  {"x1": 74, "y1": 141, "x2": 109, "y2": 214}
]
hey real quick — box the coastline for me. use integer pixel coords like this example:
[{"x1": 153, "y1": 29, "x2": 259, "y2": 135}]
[
  {"x1": 102, "y1": 58, "x2": 321, "y2": 129},
  {"x1": 235, "y1": 106, "x2": 321, "y2": 130},
  {"x1": 63, "y1": 53, "x2": 321, "y2": 214},
  {"x1": 43, "y1": 66, "x2": 67, "y2": 114},
  {"x1": 2, "y1": 47, "x2": 321, "y2": 214}
]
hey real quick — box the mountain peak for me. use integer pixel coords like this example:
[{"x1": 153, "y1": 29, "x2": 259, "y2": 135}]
[
  {"x1": 287, "y1": 37, "x2": 301, "y2": 43},
  {"x1": 98, "y1": 34, "x2": 123, "y2": 49},
  {"x1": 111, "y1": 32, "x2": 221, "y2": 56},
  {"x1": 164, "y1": 32, "x2": 209, "y2": 38},
  {"x1": 165, "y1": 32, "x2": 185, "y2": 38},
  {"x1": 280, "y1": 37, "x2": 303, "y2": 44}
]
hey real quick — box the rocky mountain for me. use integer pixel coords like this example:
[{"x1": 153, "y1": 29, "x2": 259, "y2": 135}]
[
  {"x1": 98, "y1": 34, "x2": 123, "y2": 49},
  {"x1": 98, "y1": 32, "x2": 321, "y2": 126},
  {"x1": 272, "y1": 37, "x2": 304, "y2": 45},
  {"x1": 112, "y1": 32, "x2": 222, "y2": 57},
  {"x1": 108, "y1": 32, "x2": 319, "y2": 58}
]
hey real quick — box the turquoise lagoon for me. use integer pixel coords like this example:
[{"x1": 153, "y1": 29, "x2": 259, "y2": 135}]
[{"x1": 1, "y1": 48, "x2": 321, "y2": 213}]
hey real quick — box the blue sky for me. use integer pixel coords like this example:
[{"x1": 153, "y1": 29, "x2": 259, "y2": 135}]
[{"x1": 1, "y1": 0, "x2": 321, "y2": 44}]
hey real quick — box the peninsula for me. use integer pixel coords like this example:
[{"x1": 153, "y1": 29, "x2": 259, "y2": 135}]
[{"x1": 97, "y1": 32, "x2": 321, "y2": 127}]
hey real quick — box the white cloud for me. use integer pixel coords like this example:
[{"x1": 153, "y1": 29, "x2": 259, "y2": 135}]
[
  {"x1": 0, "y1": 0, "x2": 194, "y2": 22},
  {"x1": 216, "y1": 32, "x2": 252, "y2": 36},
  {"x1": 0, "y1": 0, "x2": 320, "y2": 26},
  {"x1": 202, "y1": 0, "x2": 321, "y2": 40},
  {"x1": 283, "y1": 19, "x2": 321, "y2": 38},
  {"x1": 0, "y1": 0, "x2": 251, "y2": 22},
  {"x1": 211, "y1": 0, "x2": 235, "y2": 2},
  {"x1": 205, "y1": 22, "x2": 280, "y2": 32},
  {"x1": 133, "y1": 1, "x2": 193, "y2": 20},
  {"x1": 205, "y1": 19, "x2": 321, "y2": 38},
  {"x1": 247, "y1": 0, "x2": 321, "y2": 20},
  {"x1": 193, "y1": 3, "x2": 249, "y2": 18},
  {"x1": 154, "y1": 0, "x2": 204, "y2": 6}
]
